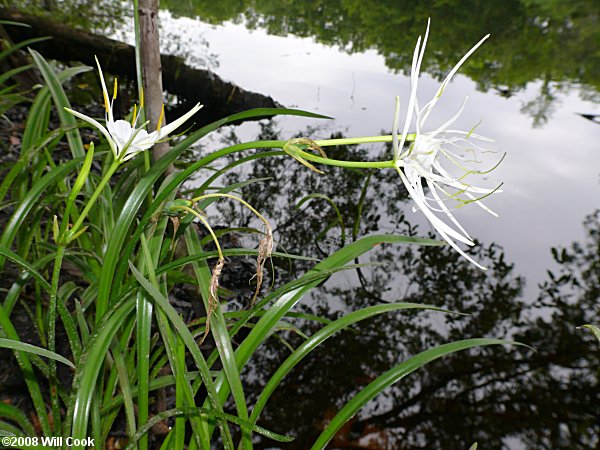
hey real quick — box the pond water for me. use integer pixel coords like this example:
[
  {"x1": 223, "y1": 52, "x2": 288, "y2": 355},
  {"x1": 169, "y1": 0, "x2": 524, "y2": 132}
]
[
  {"x1": 112, "y1": 3, "x2": 599, "y2": 448},
  {"x1": 146, "y1": 5, "x2": 600, "y2": 302}
]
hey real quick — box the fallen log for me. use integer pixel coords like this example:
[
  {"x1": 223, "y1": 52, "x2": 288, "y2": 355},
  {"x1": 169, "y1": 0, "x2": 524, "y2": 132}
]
[{"x1": 0, "y1": 8, "x2": 282, "y2": 125}]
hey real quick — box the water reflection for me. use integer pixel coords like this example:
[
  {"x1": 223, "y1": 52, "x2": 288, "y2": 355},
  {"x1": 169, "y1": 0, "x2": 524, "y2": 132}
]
[
  {"x1": 162, "y1": 0, "x2": 599, "y2": 125},
  {"x1": 5, "y1": 1, "x2": 598, "y2": 447},
  {"x1": 206, "y1": 123, "x2": 599, "y2": 449}
]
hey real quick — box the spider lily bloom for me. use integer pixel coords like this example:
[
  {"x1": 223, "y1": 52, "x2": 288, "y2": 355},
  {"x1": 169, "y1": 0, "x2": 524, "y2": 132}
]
[
  {"x1": 66, "y1": 57, "x2": 202, "y2": 162},
  {"x1": 393, "y1": 21, "x2": 502, "y2": 270}
]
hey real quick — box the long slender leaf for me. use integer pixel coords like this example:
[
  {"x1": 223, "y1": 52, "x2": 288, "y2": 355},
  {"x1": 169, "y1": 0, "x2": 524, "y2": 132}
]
[
  {"x1": 124, "y1": 407, "x2": 293, "y2": 450},
  {"x1": 129, "y1": 263, "x2": 235, "y2": 447},
  {"x1": 0, "y1": 303, "x2": 51, "y2": 436},
  {"x1": 0, "y1": 158, "x2": 82, "y2": 270},
  {"x1": 69, "y1": 298, "x2": 136, "y2": 448},
  {"x1": 0, "y1": 245, "x2": 81, "y2": 359},
  {"x1": 0, "y1": 402, "x2": 35, "y2": 436},
  {"x1": 21, "y1": 66, "x2": 90, "y2": 154},
  {"x1": 0, "y1": 37, "x2": 51, "y2": 62},
  {"x1": 185, "y1": 228, "x2": 250, "y2": 435},
  {"x1": 0, "y1": 338, "x2": 74, "y2": 368},
  {"x1": 310, "y1": 339, "x2": 519, "y2": 449},
  {"x1": 202, "y1": 234, "x2": 442, "y2": 438},
  {"x1": 249, "y1": 302, "x2": 455, "y2": 424},
  {"x1": 29, "y1": 50, "x2": 87, "y2": 159}
]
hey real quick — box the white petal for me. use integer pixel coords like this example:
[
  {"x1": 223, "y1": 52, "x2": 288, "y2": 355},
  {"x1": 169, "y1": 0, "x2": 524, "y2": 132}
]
[
  {"x1": 465, "y1": 191, "x2": 500, "y2": 217},
  {"x1": 398, "y1": 168, "x2": 474, "y2": 246},
  {"x1": 421, "y1": 34, "x2": 489, "y2": 125},
  {"x1": 121, "y1": 148, "x2": 144, "y2": 161},
  {"x1": 131, "y1": 129, "x2": 158, "y2": 150},
  {"x1": 107, "y1": 119, "x2": 135, "y2": 152},
  {"x1": 121, "y1": 127, "x2": 156, "y2": 159},
  {"x1": 94, "y1": 56, "x2": 114, "y2": 124},
  {"x1": 392, "y1": 96, "x2": 401, "y2": 161},
  {"x1": 427, "y1": 178, "x2": 472, "y2": 240},
  {"x1": 156, "y1": 103, "x2": 203, "y2": 140},
  {"x1": 65, "y1": 107, "x2": 117, "y2": 158},
  {"x1": 396, "y1": 23, "x2": 428, "y2": 161},
  {"x1": 428, "y1": 96, "x2": 468, "y2": 139},
  {"x1": 434, "y1": 225, "x2": 487, "y2": 270}
]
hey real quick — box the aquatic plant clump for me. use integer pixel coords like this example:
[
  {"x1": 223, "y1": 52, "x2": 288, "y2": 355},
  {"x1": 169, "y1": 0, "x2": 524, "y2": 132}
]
[{"x1": 0, "y1": 14, "x2": 520, "y2": 450}]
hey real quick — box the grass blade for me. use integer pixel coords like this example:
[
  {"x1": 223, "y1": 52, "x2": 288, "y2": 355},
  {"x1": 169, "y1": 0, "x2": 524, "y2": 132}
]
[
  {"x1": 249, "y1": 302, "x2": 455, "y2": 424},
  {"x1": 69, "y1": 298, "x2": 136, "y2": 448},
  {"x1": 129, "y1": 263, "x2": 235, "y2": 447},
  {"x1": 0, "y1": 338, "x2": 74, "y2": 368},
  {"x1": 185, "y1": 228, "x2": 251, "y2": 437},
  {"x1": 29, "y1": 50, "x2": 87, "y2": 159},
  {"x1": 0, "y1": 158, "x2": 82, "y2": 270},
  {"x1": 124, "y1": 407, "x2": 293, "y2": 450},
  {"x1": 310, "y1": 339, "x2": 520, "y2": 449}
]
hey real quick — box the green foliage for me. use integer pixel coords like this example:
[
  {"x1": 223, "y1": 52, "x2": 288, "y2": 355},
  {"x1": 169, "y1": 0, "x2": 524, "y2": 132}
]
[
  {"x1": 0, "y1": 47, "x2": 521, "y2": 449},
  {"x1": 208, "y1": 122, "x2": 599, "y2": 448}
]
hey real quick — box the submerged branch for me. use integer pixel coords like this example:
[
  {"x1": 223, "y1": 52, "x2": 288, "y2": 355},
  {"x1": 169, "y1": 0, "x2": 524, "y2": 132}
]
[{"x1": 0, "y1": 8, "x2": 281, "y2": 126}]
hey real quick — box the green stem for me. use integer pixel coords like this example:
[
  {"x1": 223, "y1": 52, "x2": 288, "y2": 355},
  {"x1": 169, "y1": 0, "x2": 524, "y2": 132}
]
[
  {"x1": 69, "y1": 160, "x2": 121, "y2": 236},
  {"x1": 289, "y1": 134, "x2": 415, "y2": 170},
  {"x1": 292, "y1": 149, "x2": 396, "y2": 169},
  {"x1": 315, "y1": 133, "x2": 414, "y2": 147},
  {"x1": 48, "y1": 243, "x2": 66, "y2": 434}
]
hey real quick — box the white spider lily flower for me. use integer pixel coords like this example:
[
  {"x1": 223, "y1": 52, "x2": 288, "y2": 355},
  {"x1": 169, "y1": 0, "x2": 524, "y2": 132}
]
[
  {"x1": 393, "y1": 20, "x2": 502, "y2": 270},
  {"x1": 66, "y1": 57, "x2": 202, "y2": 162}
]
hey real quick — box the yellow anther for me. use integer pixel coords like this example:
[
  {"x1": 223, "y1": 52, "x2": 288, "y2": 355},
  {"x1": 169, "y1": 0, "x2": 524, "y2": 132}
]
[
  {"x1": 140, "y1": 87, "x2": 144, "y2": 108},
  {"x1": 131, "y1": 104, "x2": 137, "y2": 126},
  {"x1": 157, "y1": 104, "x2": 165, "y2": 132},
  {"x1": 113, "y1": 77, "x2": 118, "y2": 100},
  {"x1": 102, "y1": 91, "x2": 109, "y2": 113}
]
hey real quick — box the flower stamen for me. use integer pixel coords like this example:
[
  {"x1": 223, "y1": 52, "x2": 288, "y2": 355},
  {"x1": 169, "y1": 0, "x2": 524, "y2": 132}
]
[{"x1": 157, "y1": 104, "x2": 165, "y2": 132}]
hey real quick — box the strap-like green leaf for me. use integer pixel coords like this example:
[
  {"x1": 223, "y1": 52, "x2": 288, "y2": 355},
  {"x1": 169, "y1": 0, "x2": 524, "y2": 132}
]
[
  {"x1": 249, "y1": 302, "x2": 455, "y2": 424},
  {"x1": 0, "y1": 338, "x2": 74, "y2": 368},
  {"x1": 311, "y1": 339, "x2": 520, "y2": 449}
]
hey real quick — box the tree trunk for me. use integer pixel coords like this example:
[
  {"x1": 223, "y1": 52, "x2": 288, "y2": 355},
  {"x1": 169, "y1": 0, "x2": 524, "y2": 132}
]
[{"x1": 138, "y1": 0, "x2": 171, "y2": 164}]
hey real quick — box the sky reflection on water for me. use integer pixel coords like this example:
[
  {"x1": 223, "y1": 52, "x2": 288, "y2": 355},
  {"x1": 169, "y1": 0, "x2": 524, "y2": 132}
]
[{"x1": 153, "y1": 15, "x2": 600, "y2": 298}]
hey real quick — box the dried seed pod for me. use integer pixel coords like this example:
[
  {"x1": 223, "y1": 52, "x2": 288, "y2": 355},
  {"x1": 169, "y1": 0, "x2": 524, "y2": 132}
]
[
  {"x1": 199, "y1": 258, "x2": 225, "y2": 345},
  {"x1": 250, "y1": 224, "x2": 274, "y2": 306}
]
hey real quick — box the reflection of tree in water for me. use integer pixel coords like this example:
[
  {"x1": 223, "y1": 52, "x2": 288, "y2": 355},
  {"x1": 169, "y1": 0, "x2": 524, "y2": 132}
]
[
  {"x1": 7, "y1": 1, "x2": 598, "y2": 124},
  {"x1": 4, "y1": 0, "x2": 130, "y2": 33},
  {"x1": 520, "y1": 76, "x2": 560, "y2": 128},
  {"x1": 209, "y1": 123, "x2": 598, "y2": 449},
  {"x1": 163, "y1": 0, "x2": 599, "y2": 125}
]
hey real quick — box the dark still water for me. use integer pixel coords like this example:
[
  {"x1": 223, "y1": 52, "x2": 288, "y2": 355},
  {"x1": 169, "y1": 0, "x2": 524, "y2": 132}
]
[{"x1": 117, "y1": 2, "x2": 598, "y2": 448}]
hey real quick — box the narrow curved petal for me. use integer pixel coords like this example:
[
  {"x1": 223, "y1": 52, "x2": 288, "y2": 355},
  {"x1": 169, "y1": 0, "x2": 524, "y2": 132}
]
[
  {"x1": 131, "y1": 130, "x2": 159, "y2": 151},
  {"x1": 156, "y1": 103, "x2": 203, "y2": 140},
  {"x1": 64, "y1": 107, "x2": 117, "y2": 158},
  {"x1": 421, "y1": 34, "x2": 489, "y2": 125},
  {"x1": 94, "y1": 56, "x2": 114, "y2": 123},
  {"x1": 392, "y1": 96, "x2": 401, "y2": 162},
  {"x1": 395, "y1": 26, "x2": 427, "y2": 161},
  {"x1": 428, "y1": 96, "x2": 469, "y2": 139},
  {"x1": 398, "y1": 168, "x2": 474, "y2": 246},
  {"x1": 426, "y1": 178, "x2": 472, "y2": 240}
]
